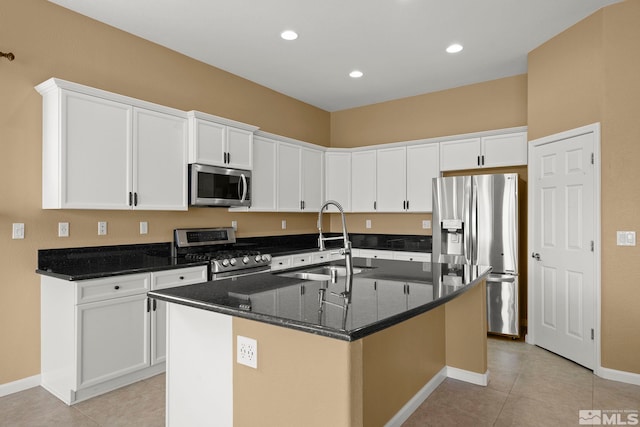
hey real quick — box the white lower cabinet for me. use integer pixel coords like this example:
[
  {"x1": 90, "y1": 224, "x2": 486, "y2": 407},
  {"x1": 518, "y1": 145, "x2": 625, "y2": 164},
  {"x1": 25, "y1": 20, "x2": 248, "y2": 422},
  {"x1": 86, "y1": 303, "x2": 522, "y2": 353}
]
[{"x1": 40, "y1": 265, "x2": 207, "y2": 405}]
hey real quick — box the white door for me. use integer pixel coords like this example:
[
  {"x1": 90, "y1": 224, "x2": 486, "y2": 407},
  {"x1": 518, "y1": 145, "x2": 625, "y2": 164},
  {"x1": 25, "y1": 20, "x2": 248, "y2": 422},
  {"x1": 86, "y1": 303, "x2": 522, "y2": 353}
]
[
  {"x1": 301, "y1": 148, "x2": 323, "y2": 211},
  {"x1": 351, "y1": 150, "x2": 377, "y2": 212},
  {"x1": 529, "y1": 125, "x2": 598, "y2": 369},
  {"x1": 277, "y1": 143, "x2": 302, "y2": 211},
  {"x1": 250, "y1": 136, "x2": 277, "y2": 211},
  {"x1": 407, "y1": 143, "x2": 440, "y2": 212}
]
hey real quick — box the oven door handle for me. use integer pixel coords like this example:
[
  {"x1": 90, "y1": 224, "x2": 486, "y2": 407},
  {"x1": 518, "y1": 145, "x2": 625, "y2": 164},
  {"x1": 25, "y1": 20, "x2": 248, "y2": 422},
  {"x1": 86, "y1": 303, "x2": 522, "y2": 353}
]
[{"x1": 240, "y1": 173, "x2": 248, "y2": 203}]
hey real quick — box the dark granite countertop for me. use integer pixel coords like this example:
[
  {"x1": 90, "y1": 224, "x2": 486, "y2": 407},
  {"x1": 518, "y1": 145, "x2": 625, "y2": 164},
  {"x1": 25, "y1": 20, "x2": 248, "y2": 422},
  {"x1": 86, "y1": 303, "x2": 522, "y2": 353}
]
[
  {"x1": 148, "y1": 258, "x2": 490, "y2": 341},
  {"x1": 36, "y1": 234, "x2": 432, "y2": 281},
  {"x1": 36, "y1": 243, "x2": 208, "y2": 281}
]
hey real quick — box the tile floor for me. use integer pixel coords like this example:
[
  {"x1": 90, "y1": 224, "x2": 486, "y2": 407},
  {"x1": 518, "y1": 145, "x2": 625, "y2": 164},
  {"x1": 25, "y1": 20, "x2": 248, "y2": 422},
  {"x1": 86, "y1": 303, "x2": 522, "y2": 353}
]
[{"x1": 1, "y1": 338, "x2": 639, "y2": 426}]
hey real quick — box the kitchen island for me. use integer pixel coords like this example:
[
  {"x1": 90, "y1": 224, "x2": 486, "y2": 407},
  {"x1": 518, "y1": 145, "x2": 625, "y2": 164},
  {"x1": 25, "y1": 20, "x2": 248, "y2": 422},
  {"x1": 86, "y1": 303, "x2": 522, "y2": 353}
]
[{"x1": 149, "y1": 258, "x2": 491, "y2": 427}]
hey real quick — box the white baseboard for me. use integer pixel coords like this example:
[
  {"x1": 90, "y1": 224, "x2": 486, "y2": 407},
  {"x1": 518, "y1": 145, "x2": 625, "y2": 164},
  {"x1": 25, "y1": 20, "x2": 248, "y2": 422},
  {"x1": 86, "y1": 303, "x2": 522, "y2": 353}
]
[
  {"x1": 0, "y1": 375, "x2": 41, "y2": 398},
  {"x1": 384, "y1": 367, "x2": 447, "y2": 427},
  {"x1": 447, "y1": 366, "x2": 489, "y2": 386},
  {"x1": 596, "y1": 366, "x2": 640, "y2": 386}
]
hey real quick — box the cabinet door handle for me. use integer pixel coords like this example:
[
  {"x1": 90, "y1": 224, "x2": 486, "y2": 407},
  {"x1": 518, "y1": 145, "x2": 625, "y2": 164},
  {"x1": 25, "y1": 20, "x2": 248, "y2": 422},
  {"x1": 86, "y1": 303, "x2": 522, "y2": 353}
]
[
  {"x1": 146, "y1": 298, "x2": 151, "y2": 312},
  {"x1": 227, "y1": 152, "x2": 231, "y2": 164},
  {"x1": 152, "y1": 299, "x2": 157, "y2": 311},
  {"x1": 482, "y1": 155, "x2": 485, "y2": 166},
  {"x1": 406, "y1": 200, "x2": 409, "y2": 210},
  {"x1": 179, "y1": 276, "x2": 184, "y2": 280},
  {"x1": 114, "y1": 285, "x2": 120, "y2": 290},
  {"x1": 134, "y1": 192, "x2": 138, "y2": 206},
  {"x1": 477, "y1": 155, "x2": 481, "y2": 166},
  {"x1": 374, "y1": 201, "x2": 377, "y2": 210},
  {"x1": 128, "y1": 192, "x2": 133, "y2": 206}
]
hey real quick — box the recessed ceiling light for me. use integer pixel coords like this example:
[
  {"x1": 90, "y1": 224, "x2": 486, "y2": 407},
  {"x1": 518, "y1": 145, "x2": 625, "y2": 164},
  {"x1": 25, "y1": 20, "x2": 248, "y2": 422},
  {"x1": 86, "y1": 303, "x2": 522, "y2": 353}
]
[
  {"x1": 280, "y1": 30, "x2": 298, "y2": 41},
  {"x1": 349, "y1": 70, "x2": 364, "y2": 78},
  {"x1": 446, "y1": 43, "x2": 463, "y2": 53}
]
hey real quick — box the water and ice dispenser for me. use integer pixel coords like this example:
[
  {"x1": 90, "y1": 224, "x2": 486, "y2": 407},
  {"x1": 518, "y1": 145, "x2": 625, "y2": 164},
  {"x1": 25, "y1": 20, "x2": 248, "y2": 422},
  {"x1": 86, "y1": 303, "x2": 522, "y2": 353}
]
[{"x1": 440, "y1": 219, "x2": 465, "y2": 256}]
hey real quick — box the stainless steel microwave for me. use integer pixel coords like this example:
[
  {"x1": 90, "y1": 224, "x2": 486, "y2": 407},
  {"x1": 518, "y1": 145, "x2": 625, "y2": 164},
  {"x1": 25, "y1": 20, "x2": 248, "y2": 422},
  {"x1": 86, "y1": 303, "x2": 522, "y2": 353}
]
[{"x1": 189, "y1": 164, "x2": 251, "y2": 207}]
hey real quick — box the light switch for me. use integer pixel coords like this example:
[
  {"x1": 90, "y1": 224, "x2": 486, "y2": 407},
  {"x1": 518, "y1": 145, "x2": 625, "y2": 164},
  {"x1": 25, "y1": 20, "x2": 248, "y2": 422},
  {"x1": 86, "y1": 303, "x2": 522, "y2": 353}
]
[
  {"x1": 617, "y1": 231, "x2": 636, "y2": 246},
  {"x1": 422, "y1": 220, "x2": 431, "y2": 229},
  {"x1": 12, "y1": 223, "x2": 25, "y2": 239},
  {"x1": 366, "y1": 219, "x2": 372, "y2": 229}
]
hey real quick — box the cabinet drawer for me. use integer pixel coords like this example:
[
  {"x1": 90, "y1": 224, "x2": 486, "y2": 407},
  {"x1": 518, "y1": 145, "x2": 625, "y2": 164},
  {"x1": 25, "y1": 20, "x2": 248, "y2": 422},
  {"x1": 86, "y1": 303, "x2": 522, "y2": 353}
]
[
  {"x1": 271, "y1": 256, "x2": 292, "y2": 271},
  {"x1": 77, "y1": 273, "x2": 150, "y2": 304},
  {"x1": 152, "y1": 266, "x2": 208, "y2": 290},
  {"x1": 292, "y1": 254, "x2": 311, "y2": 267},
  {"x1": 393, "y1": 252, "x2": 431, "y2": 262},
  {"x1": 311, "y1": 251, "x2": 331, "y2": 264}
]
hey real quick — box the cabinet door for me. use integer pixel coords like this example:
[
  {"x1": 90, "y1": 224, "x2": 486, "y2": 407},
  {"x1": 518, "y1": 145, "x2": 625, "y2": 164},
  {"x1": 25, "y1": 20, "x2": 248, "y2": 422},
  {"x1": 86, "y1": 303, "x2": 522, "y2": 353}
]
[
  {"x1": 481, "y1": 132, "x2": 527, "y2": 167},
  {"x1": 226, "y1": 127, "x2": 253, "y2": 170},
  {"x1": 76, "y1": 294, "x2": 149, "y2": 389},
  {"x1": 192, "y1": 119, "x2": 225, "y2": 166},
  {"x1": 351, "y1": 150, "x2": 377, "y2": 212},
  {"x1": 277, "y1": 143, "x2": 302, "y2": 211},
  {"x1": 134, "y1": 108, "x2": 188, "y2": 210},
  {"x1": 406, "y1": 143, "x2": 439, "y2": 212},
  {"x1": 60, "y1": 90, "x2": 132, "y2": 209},
  {"x1": 301, "y1": 148, "x2": 323, "y2": 211},
  {"x1": 440, "y1": 138, "x2": 481, "y2": 171},
  {"x1": 325, "y1": 152, "x2": 351, "y2": 212},
  {"x1": 250, "y1": 136, "x2": 277, "y2": 211},
  {"x1": 376, "y1": 147, "x2": 406, "y2": 212},
  {"x1": 407, "y1": 283, "x2": 434, "y2": 309},
  {"x1": 150, "y1": 266, "x2": 207, "y2": 365},
  {"x1": 376, "y1": 280, "x2": 407, "y2": 319}
]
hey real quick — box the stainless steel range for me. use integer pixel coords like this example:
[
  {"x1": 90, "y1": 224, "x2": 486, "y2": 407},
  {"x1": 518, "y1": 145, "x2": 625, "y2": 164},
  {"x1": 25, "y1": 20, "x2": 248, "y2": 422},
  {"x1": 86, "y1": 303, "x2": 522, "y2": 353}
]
[{"x1": 173, "y1": 227, "x2": 272, "y2": 280}]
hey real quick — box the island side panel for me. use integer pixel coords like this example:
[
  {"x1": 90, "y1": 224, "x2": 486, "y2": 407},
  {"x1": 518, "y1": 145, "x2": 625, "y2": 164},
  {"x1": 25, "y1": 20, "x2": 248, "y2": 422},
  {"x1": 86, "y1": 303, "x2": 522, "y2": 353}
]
[
  {"x1": 232, "y1": 317, "x2": 363, "y2": 427},
  {"x1": 361, "y1": 305, "x2": 446, "y2": 427},
  {"x1": 166, "y1": 304, "x2": 233, "y2": 427},
  {"x1": 445, "y1": 280, "x2": 488, "y2": 376}
]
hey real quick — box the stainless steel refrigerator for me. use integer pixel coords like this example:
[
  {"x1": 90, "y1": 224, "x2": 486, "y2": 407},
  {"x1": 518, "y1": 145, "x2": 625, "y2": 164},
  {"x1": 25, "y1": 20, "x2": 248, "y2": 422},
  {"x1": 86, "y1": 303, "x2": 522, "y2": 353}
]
[{"x1": 432, "y1": 173, "x2": 519, "y2": 337}]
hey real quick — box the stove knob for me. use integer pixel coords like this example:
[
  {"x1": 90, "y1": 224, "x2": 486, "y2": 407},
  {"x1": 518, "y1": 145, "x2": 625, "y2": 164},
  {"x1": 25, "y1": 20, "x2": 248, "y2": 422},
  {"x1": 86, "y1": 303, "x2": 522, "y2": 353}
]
[
  {"x1": 242, "y1": 256, "x2": 250, "y2": 264},
  {"x1": 255, "y1": 255, "x2": 262, "y2": 263},
  {"x1": 222, "y1": 259, "x2": 230, "y2": 267},
  {"x1": 262, "y1": 254, "x2": 271, "y2": 262},
  {"x1": 229, "y1": 258, "x2": 237, "y2": 266}
]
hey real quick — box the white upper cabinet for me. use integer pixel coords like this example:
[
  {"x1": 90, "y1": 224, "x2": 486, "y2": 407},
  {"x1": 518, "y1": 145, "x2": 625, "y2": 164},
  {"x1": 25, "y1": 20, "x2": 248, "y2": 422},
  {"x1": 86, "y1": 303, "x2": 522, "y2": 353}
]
[
  {"x1": 250, "y1": 135, "x2": 278, "y2": 211},
  {"x1": 406, "y1": 143, "x2": 439, "y2": 212},
  {"x1": 36, "y1": 78, "x2": 188, "y2": 210},
  {"x1": 277, "y1": 142, "x2": 323, "y2": 212},
  {"x1": 187, "y1": 111, "x2": 257, "y2": 170},
  {"x1": 376, "y1": 147, "x2": 406, "y2": 212},
  {"x1": 375, "y1": 142, "x2": 440, "y2": 213},
  {"x1": 134, "y1": 108, "x2": 188, "y2": 210},
  {"x1": 440, "y1": 131, "x2": 527, "y2": 171},
  {"x1": 324, "y1": 151, "x2": 351, "y2": 212},
  {"x1": 351, "y1": 150, "x2": 377, "y2": 212}
]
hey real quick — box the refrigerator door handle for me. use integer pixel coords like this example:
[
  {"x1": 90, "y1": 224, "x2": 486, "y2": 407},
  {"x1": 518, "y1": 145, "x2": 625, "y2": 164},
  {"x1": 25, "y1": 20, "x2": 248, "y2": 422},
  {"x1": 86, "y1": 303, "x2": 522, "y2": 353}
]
[{"x1": 470, "y1": 177, "x2": 478, "y2": 264}]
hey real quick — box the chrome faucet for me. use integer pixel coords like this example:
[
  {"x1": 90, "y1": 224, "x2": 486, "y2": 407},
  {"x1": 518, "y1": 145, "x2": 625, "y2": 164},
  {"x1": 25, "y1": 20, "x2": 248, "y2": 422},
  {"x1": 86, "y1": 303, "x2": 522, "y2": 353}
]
[{"x1": 318, "y1": 200, "x2": 354, "y2": 292}]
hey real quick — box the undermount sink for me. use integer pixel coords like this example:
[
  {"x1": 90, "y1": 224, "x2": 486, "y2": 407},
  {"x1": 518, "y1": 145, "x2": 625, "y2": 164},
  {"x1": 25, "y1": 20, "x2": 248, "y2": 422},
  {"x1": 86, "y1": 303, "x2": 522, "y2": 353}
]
[{"x1": 279, "y1": 265, "x2": 365, "y2": 281}]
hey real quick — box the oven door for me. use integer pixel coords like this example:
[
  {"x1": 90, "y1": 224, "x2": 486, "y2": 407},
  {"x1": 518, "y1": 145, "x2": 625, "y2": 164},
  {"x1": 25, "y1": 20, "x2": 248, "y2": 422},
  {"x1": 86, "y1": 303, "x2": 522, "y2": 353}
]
[
  {"x1": 211, "y1": 266, "x2": 271, "y2": 281},
  {"x1": 189, "y1": 164, "x2": 251, "y2": 207}
]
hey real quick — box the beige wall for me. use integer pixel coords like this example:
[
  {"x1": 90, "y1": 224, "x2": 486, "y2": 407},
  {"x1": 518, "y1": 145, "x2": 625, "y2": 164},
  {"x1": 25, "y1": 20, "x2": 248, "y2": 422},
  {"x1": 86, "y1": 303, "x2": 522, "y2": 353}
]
[
  {"x1": 330, "y1": 74, "x2": 528, "y2": 148},
  {"x1": 0, "y1": 0, "x2": 328, "y2": 384},
  {"x1": 528, "y1": 0, "x2": 640, "y2": 374}
]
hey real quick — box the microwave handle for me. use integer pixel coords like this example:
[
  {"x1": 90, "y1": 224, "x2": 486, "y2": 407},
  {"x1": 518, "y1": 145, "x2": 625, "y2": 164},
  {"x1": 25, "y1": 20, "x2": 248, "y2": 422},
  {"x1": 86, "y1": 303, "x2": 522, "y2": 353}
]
[{"x1": 240, "y1": 173, "x2": 247, "y2": 202}]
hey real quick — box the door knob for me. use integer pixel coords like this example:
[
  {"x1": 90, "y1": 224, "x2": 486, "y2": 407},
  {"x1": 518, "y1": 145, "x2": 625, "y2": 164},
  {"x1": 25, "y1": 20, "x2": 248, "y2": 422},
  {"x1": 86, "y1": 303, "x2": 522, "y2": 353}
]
[{"x1": 531, "y1": 252, "x2": 541, "y2": 261}]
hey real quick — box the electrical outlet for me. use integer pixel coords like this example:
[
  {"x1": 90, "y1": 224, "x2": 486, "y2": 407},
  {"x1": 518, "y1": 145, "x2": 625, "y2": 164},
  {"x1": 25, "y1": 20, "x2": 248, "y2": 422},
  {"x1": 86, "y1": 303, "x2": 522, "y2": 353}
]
[
  {"x1": 231, "y1": 220, "x2": 237, "y2": 231},
  {"x1": 366, "y1": 219, "x2": 372, "y2": 229},
  {"x1": 98, "y1": 221, "x2": 107, "y2": 235},
  {"x1": 139, "y1": 221, "x2": 148, "y2": 235},
  {"x1": 281, "y1": 220, "x2": 287, "y2": 230},
  {"x1": 237, "y1": 336, "x2": 257, "y2": 369},
  {"x1": 12, "y1": 223, "x2": 25, "y2": 239},
  {"x1": 58, "y1": 222, "x2": 69, "y2": 237},
  {"x1": 422, "y1": 220, "x2": 431, "y2": 229}
]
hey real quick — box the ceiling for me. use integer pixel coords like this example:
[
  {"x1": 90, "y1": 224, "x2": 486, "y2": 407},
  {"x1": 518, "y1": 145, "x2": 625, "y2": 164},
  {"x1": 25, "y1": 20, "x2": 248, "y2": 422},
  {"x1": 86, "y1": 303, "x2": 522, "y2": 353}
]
[{"x1": 49, "y1": 0, "x2": 622, "y2": 112}]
